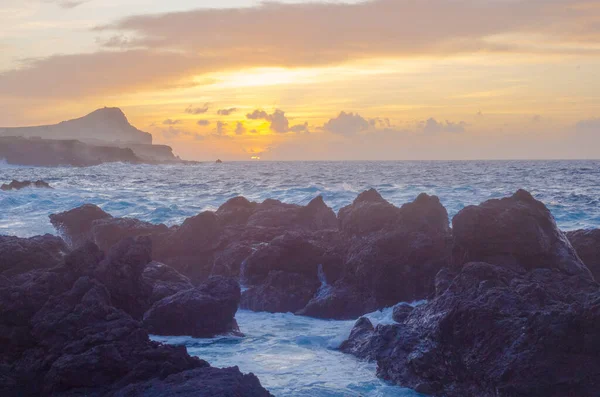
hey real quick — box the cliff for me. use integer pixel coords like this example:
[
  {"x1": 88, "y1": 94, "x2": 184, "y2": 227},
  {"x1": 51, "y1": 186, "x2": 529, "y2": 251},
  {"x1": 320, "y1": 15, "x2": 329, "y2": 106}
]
[
  {"x1": 0, "y1": 107, "x2": 152, "y2": 145},
  {"x1": 0, "y1": 136, "x2": 141, "y2": 167}
]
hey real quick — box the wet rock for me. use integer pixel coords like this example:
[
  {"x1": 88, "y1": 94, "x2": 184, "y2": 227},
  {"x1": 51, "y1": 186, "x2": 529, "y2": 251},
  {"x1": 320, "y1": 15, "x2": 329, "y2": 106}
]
[
  {"x1": 0, "y1": 234, "x2": 69, "y2": 276},
  {"x1": 143, "y1": 276, "x2": 241, "y2": 337},
  {"x1": 338, "y1": 188, "x2": 399, "y2": 235},
  {"x1": 91, "y1": 217, "x2": 169, "y2": 253},
  {"x1": 143, "y1": 261, "x2": 193, "y2": 304},
  {"x1": 50, "y1": 204, "x2": 112, "y2": 249},
  {"x1": 93, "y1": 236, "x2": 153, "y2": 319},
  {"x1": 216, "y1": 196, "x2": 257, "y2": 226},
  {"x1": 340, "y1": 191, "x2": 600, "y2": 397},
  {"x1": 566, "y1": 229, "x2": 600, "y2": 280},
  {"x1": 391, "y1": 303, "x2": 414, "y2": 323},
  {"x1": 241, "y1": 232, "x2": 329, "y2": 285},
  {"x1": 1, "y1": 180, "x2": 52, "y2": 191},
  {"x1": 114, "y1": 366, "x2": 271, "y2": 397},
  {"x1": 297, "y1": 282, "x2": 378, "y2": 320},
  {"x1": 0, "y1": 238, "x2": 270, "y2": 396},
  {"x1": 336, "y1": 191, "x2": 451, "y2": 313},
  {"x1": 453, "y1": 189, "x2": 590, "y2": 277},
  {"x1": 241, "y1": 271, "x2": 320, "y2": 313}
]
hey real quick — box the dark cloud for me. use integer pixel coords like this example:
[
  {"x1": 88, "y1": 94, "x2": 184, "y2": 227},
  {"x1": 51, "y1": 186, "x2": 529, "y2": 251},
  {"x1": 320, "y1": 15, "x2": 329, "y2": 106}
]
[
  {"x1": 162, "y1": 119, "x2": 181, "y2": 125},
  {"x1": 197, "y1": 120, "x2": 210, "y2": 126},
  {"x1": 323, "y1": 111, "x2": 370, "y2": 136},
  {"x1": 246, "y1": 110, "x2": 269, "y2": 120},
  {"x1": 185, "y1": 104, "x2": 209, "y2": 114},
  {"x1": 215, "y1": 121, "x2": 227, "y2": 135},
  {"x1": 235, "y1": 122, "x2": 246, "y2": 135},
  {"x1": 217, "y1": 108, "x2": 238, "y2": 116},
  {"x1": 421, "y1": 118, "x2": 468, "y2": 134},
  {"x1": 289, "y1": 122, "x2": 310, "y2": 134}
]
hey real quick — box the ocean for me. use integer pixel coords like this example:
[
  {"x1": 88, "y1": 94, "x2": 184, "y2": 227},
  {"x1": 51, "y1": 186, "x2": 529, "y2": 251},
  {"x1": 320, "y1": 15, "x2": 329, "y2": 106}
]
[{"x1": 2, "y1": 160, "x2": 599, "y2": 396}]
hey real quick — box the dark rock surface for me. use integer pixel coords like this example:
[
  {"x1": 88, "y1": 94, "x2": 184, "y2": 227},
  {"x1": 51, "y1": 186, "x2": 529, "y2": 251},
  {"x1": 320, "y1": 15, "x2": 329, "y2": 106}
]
[
  {"x1": 0, "y1": 238, "x2": 270, "y2": 397},
  {"x1": 0, "y1": 234, "x2": 69, "y2": 276},
  {"x1": 566, "y1": 228, "x2": 600, "y2": 280},
  {"x1": 452, "y1": 189, "x2": 590, "y2": 277},
  {"x1": 143, "y1": 261, "x2": 194, "y2": 304},
  {"x1": 241, "y1": 271, "x2": 320, "y2": 313},
  {"x1": 143, "y1": 276, "x2": 241, "y2": 337},
  {"x1": 1, "y1": 180, "x2": 52, "y2": 190},
  {"x1": 49, "y1": 190, "x2": 450, "y2": 319},
  {"x1": 50, "y1": 204, "x2": 113, "y2": 249},
  {"x1": 391, "y1": 302, "x2": 414, "y2": 323},
  {"x1": 0, "y1": 136, "x2": 142, "y2": 167},
  {"x1": 340, "y1": 190, "x2": 600, "y2": 397}
]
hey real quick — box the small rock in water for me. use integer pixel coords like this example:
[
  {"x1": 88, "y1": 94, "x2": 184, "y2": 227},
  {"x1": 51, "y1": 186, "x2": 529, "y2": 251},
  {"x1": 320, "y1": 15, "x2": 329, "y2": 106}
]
[
  {"x1": 216, "y1": 159, "x2": 223, "y2": 163},
  {"x1": 1, "y1": 179, "x2": 52, "y2": 190}
]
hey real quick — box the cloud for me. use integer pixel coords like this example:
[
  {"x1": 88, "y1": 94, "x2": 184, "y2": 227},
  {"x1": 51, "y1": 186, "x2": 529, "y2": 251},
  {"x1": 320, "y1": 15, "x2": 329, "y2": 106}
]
[
  {"x1": 217, "y1": 108, "x2": 238, "y2": 116},
  {"x1": 197, "y1": 120, "x2": 210, "y2": 126},
  {"x1": 420, "y1": 118, "x2": 468, "y2": 134},
  {"x1": 246, "y1": 110, "x2": 269, "y2": 120},
  {"x1": 162, "y1": 119, "x2": 181, "y2": 125},
  {"x1": 158, "y1": 126, "x2": 194, "y2": 139},
  {"x1": 323, "y1": 111, "x2": 370, "y2": 136},
  {"x1": 3, "y1": 0, "x2": 599, "y2": 99},
  {"x1": 46, "y1": 0, "x2": 89, "y2": 8},
  {"x1": 185, "y1": 104, "x2": 209, "y2": 114},
  {"x1": 246, "y1": 108, "x2": 308, "y2": 134},
  {"x1": 235, "y1": 122, "x2": 246, "y2": 135},
  {"x1": 290, "y1": 122, "x2": 310, "y2": 134},
  {"x1": 215, "y1": 121, "x2": 227, "y2": 136},
  {"x1": 576, "y1": 118, "x2": 600, "y2": 132}
]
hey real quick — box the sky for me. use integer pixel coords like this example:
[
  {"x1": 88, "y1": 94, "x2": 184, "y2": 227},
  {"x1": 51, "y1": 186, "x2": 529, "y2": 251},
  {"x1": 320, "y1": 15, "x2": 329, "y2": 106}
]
[{"x1": 1, "y1": 0, "x2": 599, "y2": 160}]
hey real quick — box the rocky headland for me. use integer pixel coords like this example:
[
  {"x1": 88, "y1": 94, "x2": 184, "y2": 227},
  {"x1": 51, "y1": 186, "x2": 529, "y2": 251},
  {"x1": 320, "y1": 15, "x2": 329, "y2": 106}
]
[{"x1": 0, "y1": 108, "x2": 190, "y2": 166}]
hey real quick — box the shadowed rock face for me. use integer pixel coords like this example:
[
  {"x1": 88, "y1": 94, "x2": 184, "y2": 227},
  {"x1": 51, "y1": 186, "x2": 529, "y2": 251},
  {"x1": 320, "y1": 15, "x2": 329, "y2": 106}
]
[
  {"x1": 340, "y1": 191, "x2": 600, "y2": 397},
  {"x1": 0, "y1": 234, "x2": 68, "y2": 276},
  {"x1": 0, "y1": 136, "x2": 142, "y2": 167},
  {"x1": 566, "y1": 229, "x2": 600, "y2": 281},
  {"x1": 452, "y1": 189, "x2": 590, "y2": 277},
  {"x1": 1, "y1": 180, "x2": 52, "y2": 191},
  {"x1": 143, "y1": 276, "x2": 241, "y2": 338},
  {"x1": 49, "y1": 204, "x2": 113, "y2": 249},
  {"x1": 0, "y1": 238, "x2": 271, "y2": 397},
  {"x1": 49, "y1": 190, "x2": 450, "y2": 319}
]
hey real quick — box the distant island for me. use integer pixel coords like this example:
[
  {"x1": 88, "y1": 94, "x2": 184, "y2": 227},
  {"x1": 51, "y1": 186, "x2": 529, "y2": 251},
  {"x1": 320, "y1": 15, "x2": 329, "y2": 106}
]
[{"x1": 0, "y1": 107, "x2": 191, "y2": 167}]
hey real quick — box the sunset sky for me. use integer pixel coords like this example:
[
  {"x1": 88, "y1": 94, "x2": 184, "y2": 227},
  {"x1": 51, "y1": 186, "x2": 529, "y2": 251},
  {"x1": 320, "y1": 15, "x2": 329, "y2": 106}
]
[{"x1": 1, "y1": 0, "x2": 599, "y2": 160}]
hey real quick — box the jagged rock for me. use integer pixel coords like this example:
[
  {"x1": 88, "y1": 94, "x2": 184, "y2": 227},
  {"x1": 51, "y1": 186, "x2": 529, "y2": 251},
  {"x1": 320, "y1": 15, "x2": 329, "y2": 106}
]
[
  {"x1": 452, "y1": 189, "x2": 590, "y2": 277},
  {"x1": 391, "y1": 303, "x2": 414, "y2": 323},
  {"x1": 241, "y1": 232, "x2": 329, "y2": 285},
  {"x1": 91, "y1": 217, "x2": 169, "y2": 253},
  {"x1": 566, "y1": 229, "x2": 600, "y2": 280},
  {"x1": 49, "y1": 204, "x2": 112, "y2": 249},
  {"x1": 113, "y1": 366, "x2": 271, "y2": 397},
  {"x1": 338, "y1": 188, "x2": 400, "y2": 235},
  {"x1": 1, "y1": 180, "x2": 52, "y2": 191},
  {"x1": 93, "y1": 236, "x2": 153, "y2": 319},
  {"x1": 241, "y1": 271, "x2": 320, "y2": 313},
  {"x1": 330, "y1": 191, "x2": 451, "y2": 316},
  {"x1": 297, "y1": 282, "x2": 378, "y2": 320},
  {"x1": 340, "y1": 191, "x2": 600, "y2": 397},
  {"x1": 143, "y1": 276, "x2": 241, "y2": 337},
  {"x1": 0, "y1": 237, "x2": 271, "y2": 396},
  {"x1": 143, "y1": 261, "x2": 194, "y2": 304},
  {"x1": 216, "y1": 197, "x2": 257, "y2": 226},
  {"x1": 0, "y1": 234, "x2": 68, "y2": 276}
]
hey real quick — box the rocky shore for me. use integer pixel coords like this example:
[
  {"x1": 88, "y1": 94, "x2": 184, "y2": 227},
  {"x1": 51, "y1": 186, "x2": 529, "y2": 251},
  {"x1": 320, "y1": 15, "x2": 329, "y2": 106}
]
[{"x1": 2, "y1": 188, "x2": 599, "y2": 396}]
